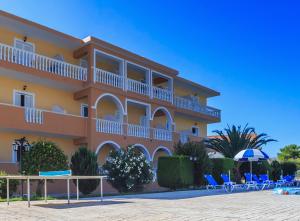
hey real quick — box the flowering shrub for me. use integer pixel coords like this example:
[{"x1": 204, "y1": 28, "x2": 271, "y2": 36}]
[{"x1": 103, "y1": 146, "x2": 154, "y2": 193}]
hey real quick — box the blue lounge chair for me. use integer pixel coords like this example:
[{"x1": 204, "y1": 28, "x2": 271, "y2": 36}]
[
  {"x1": 283, "y1": 175, "x2": 295, "y2": 186},
  {"x1": 252, "y1": 174, "x2": 268, "y2": 190},
  {"x1": 244, "y1": 173, "x2": 260, "y2": 190},
  {"x1": 220, "y1": 173, "x2": 243, "y2": 192},
  {"x1": 204, "y1": 174, "x2": 229, "y2": 192},
  {"x1": 259, "y1": 174, "x2": 275, "y2": 188}
]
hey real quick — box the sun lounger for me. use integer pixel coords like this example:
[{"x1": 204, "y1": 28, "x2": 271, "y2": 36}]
[
  {"x1": 220, "y1": 173, "x2": 244, "y2": 192},
  {"x1": 244, "y1": 173, "x2": 260, "y2": 190},
  {"x1": 204, "y1": 174, "x2": 230, "y2": 192}
]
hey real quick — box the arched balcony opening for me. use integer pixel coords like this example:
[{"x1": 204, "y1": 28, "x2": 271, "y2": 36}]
[
  {"x1": 96, "y1": 141, "x2": 121, "y2": 166},
  {"x1": 95, "y1": 93, "x2": 124, "y2": 135}
]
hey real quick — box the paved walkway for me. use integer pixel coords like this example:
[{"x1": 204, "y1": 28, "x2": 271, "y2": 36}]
[{"x1": 0, "y1": 190, "x2": 299, "y2": 221}]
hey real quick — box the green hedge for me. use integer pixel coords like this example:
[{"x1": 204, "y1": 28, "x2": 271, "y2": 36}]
[
  {"x1": 157, "y1": 156, "x2": 193, "y2": 190},
  {"x1": 211, "y1": 158, "x2": 235, "y2": 184}
]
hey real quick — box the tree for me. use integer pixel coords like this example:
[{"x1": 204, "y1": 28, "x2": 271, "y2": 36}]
[
  {"x1": 174, "y1": 141, "x2": 212, "y2": 186},
  {"x1": 207, "y1": 125, "x2": 276, "y2": 182},
  {"x1": 70, "y1": 147, "x2": 99, "y2": 195},
  {"x1": 207, "y1": 124, "x2": 276, "y2": 158},
  {"x1": 21, "y1": 140, "x2": 68, "y2": 196},
  {"x1": 103, "y1": 146, "x2": 153, "y2": 193},
  {"x1": 277, "y1": 144, "x2": 300, "y2": 161}
]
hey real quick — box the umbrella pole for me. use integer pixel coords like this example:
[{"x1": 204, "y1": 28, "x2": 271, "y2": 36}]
[{"x1": 250, "y1": 161, "x2": 252, "y2": 182}]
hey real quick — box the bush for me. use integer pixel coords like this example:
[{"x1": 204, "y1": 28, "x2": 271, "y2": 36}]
[
  {"x1": 281, "y1": 161, "x2": 297, "y2": 176},
  {"x1": 70, "y1": 147, "x2": 99, "y2": 195},
  {"x1": 103, "y1": 146, "x2": 153, "y2": 193},
  {"x1": 270, "y1": 160, "x2": 281, "y2": 181},
  {"x1": 157, "y1": 156, "x2": 193, "y2": 190},
  {"x1": 0, "y1": 171, "x2": 19, "y2": 198},
  {"x1": 21, "y1": 140, "x2": 69, "y2": 196},
  {"x1": 211, "y1": 158, "x2": 235, "y2": 184},
  {"x1": 174, "y1": 141, "x2": 212, "y2": 185}
]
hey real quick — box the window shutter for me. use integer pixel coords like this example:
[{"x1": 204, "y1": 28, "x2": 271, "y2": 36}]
[
  {"x1": 14, "y1": 92, "x2": 21, "y2": 106},
  {"x1": 24, "y1": 94, "x2": 34, "y2": 107}
]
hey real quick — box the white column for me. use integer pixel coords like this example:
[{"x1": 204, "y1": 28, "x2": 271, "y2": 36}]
[
  {"x1": 146, "y1": 69, "x2": 151, "y2": 97},
  {"x1": 120, "y1": 59, "x2": 126, "y2": 91},
  {"x1": 123, "y1": 61, "x2": 128, "y2": 91},
  {"x1": 93, "y1": 49, "x2": 96, "y2": 83},
  {"x1": 149, "y1": 70, "x2": 153, "y2": 99},
  {"x1": 169, "y1": 77, "x2": 174, "y2": 104}
]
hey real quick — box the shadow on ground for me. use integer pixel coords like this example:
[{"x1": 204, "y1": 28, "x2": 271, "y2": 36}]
[
  {"x1": 34, "y1": 200, "x2": 131, "y2": 209},
  {"x1": 102, "y1": 189, "x2": 260, "y2": 200}
]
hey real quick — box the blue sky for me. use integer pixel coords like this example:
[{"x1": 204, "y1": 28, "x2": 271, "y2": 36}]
[{"x1": 2, "y1": 0, "x2": 300, "y2": 157}]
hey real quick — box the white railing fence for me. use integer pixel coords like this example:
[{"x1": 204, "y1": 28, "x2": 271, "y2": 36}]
[
  {"x1": 127, "y1": 79, "x2": 149, "y2": 96},
  {"x1": 0, "y1": 43, "x2": 87, "y2": 81},
  {"x1": 96, "y1": 119, "x2": 123, "y2": 135},
  {"x1": 127, "y1": 124, "x2": 150, "y2": 138},
  {"x1": 174, "y1": 96, "x2": 193, "y2": 111},
  {"x1": 94, "y1": 68, "x2": 123, "y2": 88},
  {"x1": 152, "y1": 86, "x2": 172, "y2": 102},
  {"x1": 153, "y1": 128, "x2": 172, "y2": 141},
  {"x1": 174, "y1": 96, "x2": 221, "y2": 118},
  {"x1": 24, "y1": 108, "x2": 43, "y2": 124}
]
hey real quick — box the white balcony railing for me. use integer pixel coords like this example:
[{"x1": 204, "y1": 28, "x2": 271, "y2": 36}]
[
  {"x1": 127, "y1": 124, "x2": 150, "y2": 138},
  {"x1": 0, "y1": 43, "x2": 87, "y2": 81},
  {"x1": 94, "y1": 68, "x2": 123, "y2": 88},
  {"x1": 153, "y1": 128, "x2": 172, "y2": 141},
  {"x1": 96, "y1": 119, "x2": 123, "y2": 135},
  {"x1": 25, "y1": 107, "x2": 43, "y2": 124},
  {"x1": 152, "y1": 86, "x2": 172, "y2": 102},
  {"x1": 174, "y1": 96, "x2": 221, "y2": 119},
  {"x1": 127, "y1": 79, "x2": 149, "y2": 96}
]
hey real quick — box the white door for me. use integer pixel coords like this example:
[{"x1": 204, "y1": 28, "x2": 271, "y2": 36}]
[{"x1": 14, "y1": 91, "x2": 34, "y2": 108}]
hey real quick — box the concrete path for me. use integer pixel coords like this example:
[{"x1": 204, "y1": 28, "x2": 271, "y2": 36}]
[{"x1": 0, "y1": 189, "x2": 299, "y2": 221}]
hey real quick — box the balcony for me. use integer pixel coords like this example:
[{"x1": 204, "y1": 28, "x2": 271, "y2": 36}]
[
  {"x1": 153, "y1": 128, "x2": 172, "y2": 141},
  {"x1": 95, "y1": 120, "x2": 172, "y2": 141},
  {"x1": 174, "y1": 96, "x2": 221, "y2": 119},
  {"x1": 0, "y1": 43, "x2": 87, "y2": 81},
  {"x1": 0, "y1": 103, "x2": 87, "y2": 137},
  {"x1": 152, "y1": 86, "x2": 172, "y2": 103},
  {"x1": 94, "y1": 68, "x2": 123, "y2": 88},
  {"x1": 96, "y1": 119, "x2": 123, "y2": 135},
  {"x1": 127, "y1": 124, "x2": 150, "y2": 138},
  {"x1": 127, "y1": 79, "x2": 149, "y2": 96}
]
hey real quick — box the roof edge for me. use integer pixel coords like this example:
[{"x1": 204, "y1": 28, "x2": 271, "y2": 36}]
[
  {"x1": 175, "y1": 76, "x2": 220, "y2": 97},
  {"x1": 0, "y1": 10, "x2": 83, "y2": 45}
]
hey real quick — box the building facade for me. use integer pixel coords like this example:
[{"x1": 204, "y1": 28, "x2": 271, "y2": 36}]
[{"x1": 0, "y1": 10, "x2": 221, "y2": 179}]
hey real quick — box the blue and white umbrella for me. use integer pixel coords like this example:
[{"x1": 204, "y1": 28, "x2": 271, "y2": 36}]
[{"x1": 234, "y1": 149, "x2": 269, "y2": 181}]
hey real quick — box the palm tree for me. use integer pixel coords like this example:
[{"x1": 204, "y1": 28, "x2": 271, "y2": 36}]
[
  {"x1": 207, "y1": 124, "x2": 276, "y2": 158},
  {"x1": 207, "y1": 124, "x2": 276, "y2": 183}
]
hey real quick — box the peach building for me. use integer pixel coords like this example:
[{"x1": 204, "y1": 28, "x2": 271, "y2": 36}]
[{"x1": 0, "y1": 10, "x2": 220, "y2": 190}]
